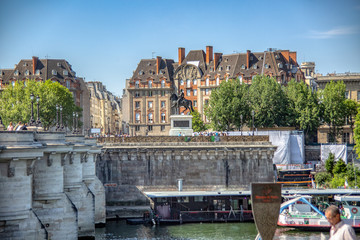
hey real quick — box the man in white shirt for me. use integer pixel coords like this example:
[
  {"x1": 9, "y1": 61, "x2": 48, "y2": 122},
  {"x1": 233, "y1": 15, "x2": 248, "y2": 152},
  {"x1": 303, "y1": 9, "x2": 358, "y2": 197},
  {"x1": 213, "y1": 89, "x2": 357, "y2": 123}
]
[{"x1": 325, "y1": 205, "x2": 356, "y2": 240}]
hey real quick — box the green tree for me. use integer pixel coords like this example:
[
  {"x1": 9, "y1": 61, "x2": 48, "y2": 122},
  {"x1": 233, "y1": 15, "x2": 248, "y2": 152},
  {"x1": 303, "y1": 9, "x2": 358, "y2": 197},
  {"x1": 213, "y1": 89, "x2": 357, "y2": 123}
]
[
  {"x1": 315, "y1": 172, "x2": 332, "y2": 187},
  {"x1": 285, "y1": 79, "x2": 321, "y2": 140},
  {"x1": 354, "y1": 106, "x2": 360, "y2": 156},
  {"x1": 333, "y1": 158, "x2": 347, "y2": 175},
  {"x1": 205, "y1": 78, "x2": 249, "y2": 131},
  {"x1": 325, "y1": 152, "x2": 335, "y2": 176},
  {"x1": 0, "y1": 80, "x2": 80, "y2": 130},
  {"x1": 320, "y1": 81, "x2": 347, "y2": 142},
  {"x1": 330, "y1": 173, "x2": 346, "y2": 188},
  {"x1": 248, "y1": 75, "x2": 289, "y2": 127},
  {"x1": 191, "y1": 110, "x2": 207, "y2": 132}
]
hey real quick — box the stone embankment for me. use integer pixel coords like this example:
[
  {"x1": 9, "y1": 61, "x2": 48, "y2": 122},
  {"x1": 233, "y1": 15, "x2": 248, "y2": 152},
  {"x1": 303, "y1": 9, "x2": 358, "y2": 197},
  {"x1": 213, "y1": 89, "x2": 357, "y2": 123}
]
[{"x1": 0, "y1": 131, "x2": 105, "y2": 240}]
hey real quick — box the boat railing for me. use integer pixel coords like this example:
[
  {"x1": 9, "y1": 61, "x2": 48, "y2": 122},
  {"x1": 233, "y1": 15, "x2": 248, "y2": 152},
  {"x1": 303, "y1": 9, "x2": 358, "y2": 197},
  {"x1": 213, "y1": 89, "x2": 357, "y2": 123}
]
[{"x1": 179, "y1": 210, "x2": 253, "y2": 222}]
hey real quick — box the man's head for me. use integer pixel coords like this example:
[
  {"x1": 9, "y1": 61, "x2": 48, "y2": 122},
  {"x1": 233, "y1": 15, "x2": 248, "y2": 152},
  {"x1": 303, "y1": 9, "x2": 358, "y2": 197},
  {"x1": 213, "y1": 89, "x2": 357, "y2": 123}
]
[{"x1": 325, "y1": 205, "x2": 341, "y2": 226}]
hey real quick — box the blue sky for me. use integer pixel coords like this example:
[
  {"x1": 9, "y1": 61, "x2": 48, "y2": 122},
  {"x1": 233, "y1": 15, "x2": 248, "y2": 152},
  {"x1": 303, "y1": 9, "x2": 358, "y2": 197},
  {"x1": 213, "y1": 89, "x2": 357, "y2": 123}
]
[{"x1": 1, "y1": 0, "x2": 359, "y2": 96}]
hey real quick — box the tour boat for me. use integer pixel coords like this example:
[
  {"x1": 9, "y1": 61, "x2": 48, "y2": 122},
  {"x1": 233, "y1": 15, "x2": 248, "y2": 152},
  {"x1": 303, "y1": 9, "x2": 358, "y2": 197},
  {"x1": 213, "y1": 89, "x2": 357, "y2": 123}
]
[{"x1": 277, "y1": 195, "x2": 360, "y2": 231}]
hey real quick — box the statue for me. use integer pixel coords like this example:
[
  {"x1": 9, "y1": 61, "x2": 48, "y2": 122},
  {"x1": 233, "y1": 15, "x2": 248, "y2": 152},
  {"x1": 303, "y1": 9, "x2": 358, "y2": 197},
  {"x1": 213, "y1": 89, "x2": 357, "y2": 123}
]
[{"x1": 170, "y1": 89, "x2": 194, "y2": 114}]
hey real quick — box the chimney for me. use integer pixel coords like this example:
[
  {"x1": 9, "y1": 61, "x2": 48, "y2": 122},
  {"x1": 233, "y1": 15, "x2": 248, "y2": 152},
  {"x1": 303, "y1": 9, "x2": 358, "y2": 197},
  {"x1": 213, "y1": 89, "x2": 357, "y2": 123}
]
[
  {"x1": 156, "y1": 56, "x2": 161, "y2": 74},
  {"x1": 246, "y1": 50, "x2": 251, "y2": 69},
  {"x1": 206, "y1": 46, "x2": 213, "y2": 65},
  {"x1": 289, "y1": 51, "x2": 297, "y2": 64},
  {"x1": 178, "y1": 47, "x2": 185, "y2": 65},
  {"x1": 213, "y1": 53, "x2": 222, "y2": 70},
  {"x1": 32, "y1": 56, "x2": 38, "y2": 74}
]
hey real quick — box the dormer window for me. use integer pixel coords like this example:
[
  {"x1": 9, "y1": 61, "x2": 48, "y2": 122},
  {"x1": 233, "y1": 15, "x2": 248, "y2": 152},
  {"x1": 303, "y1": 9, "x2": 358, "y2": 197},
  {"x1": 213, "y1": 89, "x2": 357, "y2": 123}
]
[
  {"x1": 206, "y1": 78, "x2": 209, "y2": 86},
  {"x1": 66, "y1": 80, "x2": 70, "y2": 88},
  {"x1": 148, "y1": 80, "x2": 152, "y2": 88},
  {"x1": 25, "y1": 70, "x2": 30, "y2": 76},
  {"x1": 63, "y1": 70, "x2": 68, "y2": 76},
  {"x1": 218, "y1": 66, "x2": 223, "y2": 71},
  {"x1": 226, "y1": 65, "x2": 231, "y2": 71},
  {"x1": 52, "y1": 69, "x2": 57, "y2": 75},
  {"x1": 57, "y1": 62, "x2": 61, "y2": 67},
  {"x1": 71, "y1": 71, "x2": 76, "y2": 76},
  {"x1": 14, "y1": 70, "x2": 19, "y2": 76},
  {"x1": 253, "y1": 64, "x2": 257, "y2": 69},
  {"x1": 225, "y1": 58, "x2": 228, "y2": 62},
  {"x1": 210, "y1": 67, "x2": 214, "y2": 72},
  {"x1": 139, "y1": 70, "x2": 144, "y2": 75},
  {"x1": 278, "y1": 63, "x2": 283, "y2": 68},
  {"x1": 160, "y1": 70, "x2": 165, "y2": 74},
  {"x1": 265, "y1": 64, "x2": 269, "y2": 69},
  {"x1": 241, "y1": 64, "x2": 245, "y2": 69},
  {"x1": 35, "y1": 69, "x2": 40, "y2": 75},
  {"x1": 216, "y1": 77, "x2": 219, "y2": 85},
  {"x1": 147, "y1": 62, "x2": 151, "y2": 66},
  {"x1": 161, "y1": 80, "x2": 165, "y2": 88},
  {"x1": 275, "y1": 55, "x2": 280, "y2": 59},
  {"x1": 250, "y1": 56, "x2": 253, "y2": 61}
]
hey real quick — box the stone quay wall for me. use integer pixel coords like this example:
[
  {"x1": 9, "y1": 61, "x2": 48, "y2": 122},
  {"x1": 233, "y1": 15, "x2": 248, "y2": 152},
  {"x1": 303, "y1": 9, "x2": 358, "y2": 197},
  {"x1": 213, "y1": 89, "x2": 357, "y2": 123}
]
[
  {"x1": 0, "y1": 131, "x2": 105, "y2": 240},
  {"x1": 96, "y1": 136, "x2": 277, "y2": 206}
]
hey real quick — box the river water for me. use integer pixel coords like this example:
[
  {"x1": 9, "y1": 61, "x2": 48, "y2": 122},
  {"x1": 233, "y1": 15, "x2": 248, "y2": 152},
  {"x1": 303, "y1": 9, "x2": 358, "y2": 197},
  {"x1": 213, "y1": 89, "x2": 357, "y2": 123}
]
[{"x1": 95, "y1": 220, "x2": 336, "y2": 240}]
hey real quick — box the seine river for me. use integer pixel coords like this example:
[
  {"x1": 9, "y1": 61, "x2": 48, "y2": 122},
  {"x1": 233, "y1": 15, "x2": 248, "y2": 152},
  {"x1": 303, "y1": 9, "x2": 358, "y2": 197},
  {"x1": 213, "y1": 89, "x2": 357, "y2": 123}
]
[{"x1": 94, "y1": 220, "x2": 338, "y2": 240}]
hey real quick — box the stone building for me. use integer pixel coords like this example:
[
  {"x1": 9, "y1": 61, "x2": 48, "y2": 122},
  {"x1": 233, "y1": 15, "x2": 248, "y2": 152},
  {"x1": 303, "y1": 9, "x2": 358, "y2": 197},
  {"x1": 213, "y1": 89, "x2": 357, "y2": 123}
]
[
  {"x1": 87, "y1": 81, "x2": 122, "y2": 135},
  {"x1": 125, "y1": 46, "x2": 304, "y2": 136},
  {"x1": 315, "y1": 73, "x2": 360, "y2": 144},
  {"x1": 0, "y1": 57, "x2": 91, "y2": 134}
]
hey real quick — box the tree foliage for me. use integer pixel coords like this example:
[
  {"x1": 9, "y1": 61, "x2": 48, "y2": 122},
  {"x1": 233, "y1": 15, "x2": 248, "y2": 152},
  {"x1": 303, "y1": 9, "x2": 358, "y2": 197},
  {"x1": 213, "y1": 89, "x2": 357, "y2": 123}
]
[
  {"x1": 354, "y1": 106, "x2": 360, "y2": 156},
  {"x1": 325, "y1": 153, "x2": 335, "y2": 176},
  {"x1": 205, "y1": 78, "x2": 249, "y2": 131},
  {"x1": 0, "y1": 80, "x2": 80, "y2": 130},
  {"x1": 248, "y1": 75, "x2": 289, "y2": 127},
  {"x1": 333, "y1": 159, "x2": 347, "y2": 175},
  {"x1": 191, "y1": 110, "x2": 207, "y2": 132}
]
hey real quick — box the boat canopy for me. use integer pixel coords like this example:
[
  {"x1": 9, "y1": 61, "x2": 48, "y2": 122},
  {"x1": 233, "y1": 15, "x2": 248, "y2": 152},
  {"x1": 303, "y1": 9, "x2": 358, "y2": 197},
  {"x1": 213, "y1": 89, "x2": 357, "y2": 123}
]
[
  {"x1": 334, "y1": 195, "x2": 360, "y2": 202},
  {"x1": 279, "y1": 196, "x2": 326, "y2": 218}
]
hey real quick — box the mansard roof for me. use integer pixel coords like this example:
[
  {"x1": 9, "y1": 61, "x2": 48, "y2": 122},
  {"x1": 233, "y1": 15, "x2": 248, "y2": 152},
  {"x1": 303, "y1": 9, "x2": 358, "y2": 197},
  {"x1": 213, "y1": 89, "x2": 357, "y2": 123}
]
[
  {"x1": 182, "y1": 50, "x2": 207, "y2": 74},
  {"x1": 131, "y1": 58, "x2": 174, "y2": 82},
  {"x1": 1, "y1": 58, "x2": 77, "y2": 84}
]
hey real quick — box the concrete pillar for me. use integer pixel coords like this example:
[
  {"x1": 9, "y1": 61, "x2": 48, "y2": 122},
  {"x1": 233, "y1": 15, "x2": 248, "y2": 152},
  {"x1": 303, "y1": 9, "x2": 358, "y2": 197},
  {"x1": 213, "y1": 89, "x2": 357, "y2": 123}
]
[
  {"x1": 0, "y1": 131, "x2": 47, "y2": 239},
  {"x1": 32, "y1": 132, "x2": 77, "y2": 240},
  {"x1": 65, "y1": 135, "x2": 95, "y2": 239}
]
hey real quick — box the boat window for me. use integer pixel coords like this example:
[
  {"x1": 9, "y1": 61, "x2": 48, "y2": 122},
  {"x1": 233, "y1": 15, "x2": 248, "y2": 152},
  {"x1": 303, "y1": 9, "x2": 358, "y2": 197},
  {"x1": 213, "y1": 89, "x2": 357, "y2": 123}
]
[
  {"x1": 177, "y1": 197, "x2": 189, "y2": 203},
  {"x1": 194, "y1": 196, "x2": 206, "y2": 202}
]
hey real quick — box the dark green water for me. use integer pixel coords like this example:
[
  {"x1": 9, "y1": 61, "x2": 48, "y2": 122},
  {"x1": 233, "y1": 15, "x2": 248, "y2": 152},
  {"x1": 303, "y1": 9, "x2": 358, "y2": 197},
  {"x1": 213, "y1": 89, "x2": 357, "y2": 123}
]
[{"x1": 95, "y1": 220, "x2": 332, "y2": 240}]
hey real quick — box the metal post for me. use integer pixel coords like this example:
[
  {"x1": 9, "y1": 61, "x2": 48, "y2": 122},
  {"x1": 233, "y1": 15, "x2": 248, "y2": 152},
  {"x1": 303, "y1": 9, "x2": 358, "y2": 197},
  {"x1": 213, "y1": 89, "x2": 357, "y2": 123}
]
[
  {"x1": 36, "y1": 95, "x2": 41, "y2": 126},
  {"x1": 72, "y1": 112, "x2": 76, "y2": 134},
  {"x1": 240, "y1": 114, "x2": 243, "y2": 136},
  {"x1": 59, "y1": 106, "x2": 63, "y2": 130},
  {"x1": 56, "y1": 105, "x2": 59, "y2": 131},
  {"x1": 252, "y1": 110, "x2": 255, "y2": 136},
  {"x1": 75, "y1": 113, "x2": 78, "y2": 134},
  {"x1": 29, "y1": 93, "x2": 35, "y2": 126}
]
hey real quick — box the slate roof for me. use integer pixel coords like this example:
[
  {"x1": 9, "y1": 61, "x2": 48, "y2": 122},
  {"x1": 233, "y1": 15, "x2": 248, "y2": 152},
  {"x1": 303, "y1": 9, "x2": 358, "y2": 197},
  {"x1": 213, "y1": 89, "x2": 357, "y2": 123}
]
[{"x1": 131, "y1": 58, "x2": 174, "y2": 82}]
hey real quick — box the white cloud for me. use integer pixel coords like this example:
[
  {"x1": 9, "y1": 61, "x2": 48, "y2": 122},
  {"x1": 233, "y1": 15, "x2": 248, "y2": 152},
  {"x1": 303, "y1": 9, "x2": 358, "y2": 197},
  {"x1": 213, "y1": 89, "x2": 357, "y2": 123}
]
[{"x1": 307, "y1": 26, "x2": 359, "y2": 39}]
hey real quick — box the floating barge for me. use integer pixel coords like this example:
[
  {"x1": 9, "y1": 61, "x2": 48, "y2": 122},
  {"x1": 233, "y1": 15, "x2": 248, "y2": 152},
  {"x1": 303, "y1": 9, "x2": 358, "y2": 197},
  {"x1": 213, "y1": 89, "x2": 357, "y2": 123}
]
[{"x1": 142, "y1": 190, "x2": 253, "y2": 224}]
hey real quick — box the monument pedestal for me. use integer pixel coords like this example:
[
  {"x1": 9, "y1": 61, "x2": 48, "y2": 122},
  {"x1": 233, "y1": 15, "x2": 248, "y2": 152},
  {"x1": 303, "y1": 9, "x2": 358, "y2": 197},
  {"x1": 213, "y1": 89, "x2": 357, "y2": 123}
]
[{"x1": 169, "y1": 115, "x2": 193, "y2": 136}]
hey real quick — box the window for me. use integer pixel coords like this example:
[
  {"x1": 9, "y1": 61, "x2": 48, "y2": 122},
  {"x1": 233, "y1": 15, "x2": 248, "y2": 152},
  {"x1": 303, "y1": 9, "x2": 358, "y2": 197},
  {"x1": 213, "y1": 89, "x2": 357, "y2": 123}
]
[
  {"x1": 193, "y1": 100, "x2": 197, "y2": 107},
  {"x1": 135, "y1": 126, "x2": 140, "y2": 131},
  {"x1": 278, "y1": 63, "x2": 283, "y2": 68},
  {"x1": 226, "y1": 65, "x2": 231, "y2": 71},
  {"x1": 14, "y1": 70, "x2": 19, "y2": 76},
  {"x1": 135, "y1": 91, "x2": 140, "y2": 97},
  {"x1": 345, "y1": 91, "x2": 349, "y2": 99},
  {"x1": 193, "y1": 89, "x2": 197, "y2": 96},
  {"x1": 63, "y1": 70, "x2": 68, "y2": 76},
  {"x1": 239, "y1": 76, "x2": 243, "y2": 84},
  {"x1": 161, "y1": 113, "x2": 166, "y2": 122},
  {"x1": 148, "y1": 125, "x2": 153, "y2": 131},
  {"x1": 205, "y1": 89, "x2": 209, "y2": 95},
  {"x1": 265, "y1": 64, "x2": 269, "y2": 69},
  {"x1": 180, "y1": 79, "x2": 184, "y2": 85},
  {"x1": 148, "y1": 113, "x2": 153, "y2": 123},
  {"x1": 161, "y1": 80, "x2": 165, "y2": 88},
  {"x1": 161, "y1": 90, "x2": 165, "y2": 96},
  {"x1": 186, "y1": 79, "x2": 191, "y2": 87},
  {"x1": 148, "y1": 91, "x2": 153, "y2": 97},
  {"x1": 343, "y1": 132, "x2": 350, "y2": 144},
  {"x1": 357, "y1": 91, "x2": 360, "y2": 101},
  {"x1": 135, "y1": 81, "x2": 139, "y2": 88},
  {"x1": 66, "y1": 80, "x2": 70, "y2": 88},
  {"x1": 148, "y1": 81, "x2": 152, "y2": 88},
  {"x1": 193, "y1": 79, "x2": 197, "y2": 85},
  {"x1": 12, "y1": 81, "x2": 16, "y2": 86},
  {"x1": 204, "y1": 99, "x2": 209, "y2": 105},
  {"x1": 206, "y1": 78, "x2": 209, "y2": 86},
  {"x1": 186, "y1": 89, "x2": 191, "y2": 96},
  {"x1": 139, "y1": 70, "x2": 144, "y2": 75},
  {"x1": 216, "y1": 77, "x2": 219, "y2": 85},
  {"x1": 135, "y1": 101, "x2": 140, "y2": 108},
  {"x1": 135, "y1": 113, "x2": 140, "y2": 123},
  {"x1": 226, "y1": 76, "x2": 229, "y2": 82},
  {"x1": 35, "y1": 69, "x2": 40, "y2": 75},
  {"x1": 52, "y1": 69, "x2": 57, "y2": 75},
  {"x1": 253, "y1": 64, "x2": 257, "y2": 69},
  {"x1": 57, "y1": 62, "x2": 61, "y2": 67},
  {"x1": 282, "y1": 74, "x2": 285, "y2": 83},
  {"x1": 148, "y1": 101, "x2": 153, "y2": 109},
  {"x1": 161, "y1": 101, "x2": 165, "y2": 108},
  {"x1": 161, "y1": 126, "x2": 165, "y2": 131},
  {"x1": 241, "y1": 64, "x2": 245, "y2": 69},
  {"x1": 25, "y1": 70, "x2": 30, "y2": 76}
]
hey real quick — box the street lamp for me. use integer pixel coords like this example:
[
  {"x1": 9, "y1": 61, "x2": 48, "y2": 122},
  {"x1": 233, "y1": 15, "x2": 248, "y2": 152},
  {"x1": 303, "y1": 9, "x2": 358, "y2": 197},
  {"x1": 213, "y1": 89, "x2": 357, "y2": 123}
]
[
  {"x1": 35, "y1": 95, "x2": 41, "y2": 126},
  {"x1": 107, "y1": 117, "x2": 110, "y2": 136},
  {"x1": 251, "y1": 110, "x2": 255, "y2": 136},
  {"x1": 29, "y1": 93, "x2": 35, "y2": 126},
  {"x1": 240, "y1": 114, "x2": 243, "y2": 136},
  {"x1": 59, "y1": 105, "x2": 63, "y2": 130},
  {"x1": 56, "y1": 105, "x2": 60, "y2": 131},
  {"x1": 72, "y1": 112, "x2": 76, "y2": 134},
  {"x1": 75, "y1": 112, "x2": 79, "y2": 134}
]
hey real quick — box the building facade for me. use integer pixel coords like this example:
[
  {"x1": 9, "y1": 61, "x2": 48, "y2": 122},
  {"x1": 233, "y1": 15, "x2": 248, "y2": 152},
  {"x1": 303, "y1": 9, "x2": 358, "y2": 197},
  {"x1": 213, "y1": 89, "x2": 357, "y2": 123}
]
[
  {"x1": 87, "y1": 81, "x2": 122, "y2": 135},
  {"x1": 125, "y1": 46, "x2": 304, "y2": 136},
  {"x1": 0, "y1": 57, "x2": 90, "y2": 134},
  {"x1": 315, "y1": 73, "x2": 360, "y2": 144}
]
